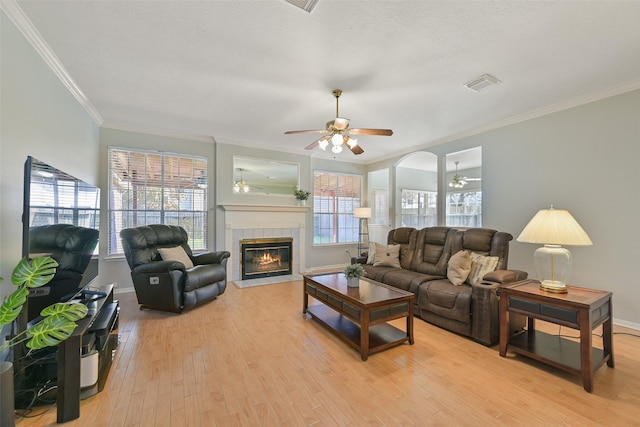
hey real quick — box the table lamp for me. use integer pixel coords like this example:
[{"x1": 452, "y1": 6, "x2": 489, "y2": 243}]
[
  {"x1": 517, "y1": 206, "x2": 592, "y2": 293},
  {"x1": 354, "y1": 207, "x2": 371, "y2": 257}
]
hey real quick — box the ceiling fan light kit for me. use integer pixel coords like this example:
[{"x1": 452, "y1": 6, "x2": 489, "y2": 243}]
[{"x1": 285, "y1": 89, "x2": 392, "y2": 155}]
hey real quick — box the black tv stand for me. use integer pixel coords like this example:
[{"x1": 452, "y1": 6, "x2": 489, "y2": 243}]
[{"x1": 56, "y1": 283, "x2": 118, "y2": 423}]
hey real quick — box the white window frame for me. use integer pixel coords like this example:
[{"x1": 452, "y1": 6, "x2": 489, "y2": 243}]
[
  {"x1": 400, "y1": 189, "x2": 437, "y2": 228},
  {"x1": 446, "y1": 190, "x2": 482, "y2": 227},
  {"x1": 313, "y1": 170, "x2": 362, "y2": 245},
  {"x1": 108, "y1": 147, "x2": 208, "y2": 255}
]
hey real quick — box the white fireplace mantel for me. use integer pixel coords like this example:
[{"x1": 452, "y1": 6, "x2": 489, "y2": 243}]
[
  {"x1": 221, "y1": 204, "x2": 309, "y2": 213},
  {"x1": 220, "y1": 204, "x2": 308, "y2": 281}
]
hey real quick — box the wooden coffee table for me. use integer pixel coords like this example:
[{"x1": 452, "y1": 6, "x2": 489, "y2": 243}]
[{"x1": 303, "y1": 272, "x2": 414, "y2": 360}]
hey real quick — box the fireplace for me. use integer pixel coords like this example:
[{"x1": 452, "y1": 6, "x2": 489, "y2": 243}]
[{"x1": 240, "y1": 237, "x2": 293, "y2": 280}]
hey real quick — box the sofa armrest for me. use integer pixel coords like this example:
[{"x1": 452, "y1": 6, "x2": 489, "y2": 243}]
[
  {"x1": 192, "y1": 251, "x2": 231, "y2": 266},
  {"x1": 351, "y1": 256, "x2": 367, "y2": 265},
  {"x1": 133, "y1": 260, "x2": 187, "y2": 274},
  {"x1": 481, "y1": 269, "x2": 528, "y2": 285},
  {"x1": 471, "y1": 269, "x2": 528, "y2": 346}
]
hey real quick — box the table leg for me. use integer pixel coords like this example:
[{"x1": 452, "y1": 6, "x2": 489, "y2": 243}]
[
  {"x1": 499, "y1": 292, "x2": 509, "y2": 357},
  {"x1": 579, "y1": 308, "x2": 594, "y2": 393},
  {"x1": 360, "y1": 309, "x2": 369, "y2": 361},
  {"x1": 302, "y1": 279, "x2": 308, "y2": 314},
  {"x1": 407, "y1": 303, "x2": 415, "y2": 345},
  {"x1": 57, "y1": 334, "x2": 81, "y2": 422},
  {"x1": 603, "y1": 299, "x2": 615, "y2": 368}
]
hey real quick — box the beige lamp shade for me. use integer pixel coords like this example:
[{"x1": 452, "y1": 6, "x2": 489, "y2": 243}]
[
  {"x1": 354, "y1": 207, "x2": 372, "y2": 219},
  {"x1": 517, "y1": 207, "x2": 592, "y2": 246},
  {"x1": 517, "y1": 207, "x2": 592, "y2": 293}
]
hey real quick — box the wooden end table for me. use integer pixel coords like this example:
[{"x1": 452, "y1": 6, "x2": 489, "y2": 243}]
[
  {"x1": 499, "y1": 280, "x2": 614, "y2": 392},
  {"x1": 303, "y1": 272, "x2": 414, "y2": 361}
]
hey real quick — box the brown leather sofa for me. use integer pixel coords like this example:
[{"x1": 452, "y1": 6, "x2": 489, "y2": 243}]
[{"x1": 352, "y1": 227, "x2": 527, "y2": 345}]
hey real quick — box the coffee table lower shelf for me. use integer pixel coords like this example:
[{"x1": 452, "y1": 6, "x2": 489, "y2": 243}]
[{"x1": 307, "y1": 304, "x2": 409, "y2": 359}]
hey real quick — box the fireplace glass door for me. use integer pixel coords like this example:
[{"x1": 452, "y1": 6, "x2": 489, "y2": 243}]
[{"x1": 240, "y1": 238, "x2": 293, "y2": 280}]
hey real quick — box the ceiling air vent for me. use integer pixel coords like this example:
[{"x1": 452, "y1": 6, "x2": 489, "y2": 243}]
[
  {"x1": 464, "y1": 74, "x2": 500, "y2": 92},
  {"x1": 285, "y1": 0, "x2": 319, "y2": 13}
]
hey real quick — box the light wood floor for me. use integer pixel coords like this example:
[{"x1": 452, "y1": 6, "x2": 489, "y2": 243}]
[{"x1": 15, "y1": 279, "x2": 640, "y2": 426}]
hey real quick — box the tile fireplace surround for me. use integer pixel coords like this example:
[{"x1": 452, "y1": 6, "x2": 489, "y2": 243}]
[{"x1": 221, "y1": 205, "x2": 308, "y2": 281}]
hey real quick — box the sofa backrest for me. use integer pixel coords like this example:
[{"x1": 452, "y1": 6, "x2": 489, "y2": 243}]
[
  {"x1": 386, "y1": 227, "x2": 417, "y2": 269},
  {"x1": 410, "y1": 227, "x2": 457, "y2": 276},
  {"x1": 120, "y1": 224, "x2": 192, "y2": 269},
  {"x1": 452, "y1": 228, "x2": 513, "y2": 270}
]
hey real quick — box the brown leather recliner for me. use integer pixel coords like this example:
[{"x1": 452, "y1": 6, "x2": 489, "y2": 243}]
[{"x1": 120, "y1": 224, "x2": 230, "y2": 313}]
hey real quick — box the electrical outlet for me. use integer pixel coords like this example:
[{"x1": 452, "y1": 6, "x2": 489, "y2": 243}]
[{"x1": 149, "y1": 277, "x2": 160, "y2": 285}]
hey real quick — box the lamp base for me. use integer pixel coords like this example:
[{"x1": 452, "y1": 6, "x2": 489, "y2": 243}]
[{"x1": 539, "y1": 279, "x2": 568, "y2": 294}]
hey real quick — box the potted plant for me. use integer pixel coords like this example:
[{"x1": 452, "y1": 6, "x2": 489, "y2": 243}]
[
  {"x1": 344, "y1": 263, "x2": 366, "y2": 287},
  {"x1": 294, "y1": 189, "x2": 310, "y2": 205},
  {"x1": 0, "y1": 256, "x2": 88, "y2": 426}
]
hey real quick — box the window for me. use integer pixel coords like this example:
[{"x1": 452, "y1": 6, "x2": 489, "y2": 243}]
[
  {"x1": 371, "y1": 188, "x2": 389, "y2": 226},
  {"x1": 446, "y1": 191, "x2": 482, "y2": 227},
  {"x1": 401, "y1": 189, "x2": 437, "y2": 228},
  {"x1": 108, "y1": 147, "x2": 208, "y2": 255},
  {"x1": 313, "y1": 171, "x2": 362, "y2": 245}
]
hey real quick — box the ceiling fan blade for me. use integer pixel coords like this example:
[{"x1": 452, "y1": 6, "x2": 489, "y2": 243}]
[
  {"x1": 348, "y1": 128, "x2": 393, "y2": 136},
  {"x1": 305, "y1": 135, "x2": 329, "y2": 150},
  {"x1": 346, "y1": 143, "x2": 364, "y2": 155},
  {"x1": 304, "y1": 140, "x2": 319, "y2": 150},
  {"x1": 284, "y1": 129, "x2": 327, "y2": 135}
]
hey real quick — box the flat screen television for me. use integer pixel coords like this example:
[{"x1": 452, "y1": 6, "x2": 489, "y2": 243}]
[{"x1": 21, "y1": 156, "x2": 100, "y2": 322}]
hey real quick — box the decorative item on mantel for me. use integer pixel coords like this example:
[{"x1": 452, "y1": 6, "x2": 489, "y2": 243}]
[
  {"x1": 517, "y1": 205, "x2": 592, "y2": 293},
  {"x1": 344, "y1": 263, "x2": 366, "y2": 288},
  {"x1": 294, "y1": 188, "x2": 310, "y2": 206}
]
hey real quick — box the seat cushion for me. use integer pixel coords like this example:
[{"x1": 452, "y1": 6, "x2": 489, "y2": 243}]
[
  {"x1": 418, "y1": 279, "x2": 472, "y2": 324},
  {"x1": 381, "y1": 269, "x2": 444, "y2": 294},
  {"x1": 184, "y1": 264, "x2": 226, "y2": 292}
]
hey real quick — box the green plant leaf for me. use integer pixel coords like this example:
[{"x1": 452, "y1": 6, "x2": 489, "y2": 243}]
[
  {"x1": 40, "y1": 302, "x2": 88, "y2": 322},
  {"x1": 0, "y1": 287, "x2": 29, "y2": 326},
  {"x1": 11, "y1": 257, "x2": 58, "y2": 288},
  {"x1": 26, "y1": 316, "x2": 78, "y2": 349}
]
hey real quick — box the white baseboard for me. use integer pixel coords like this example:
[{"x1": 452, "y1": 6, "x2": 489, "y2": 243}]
[
  {"x1": 302, "y1": 264, "x2": 348, "y2": 274},
  {"x1": 613, "y1": 318, "x2": 640, "y2": 331}
]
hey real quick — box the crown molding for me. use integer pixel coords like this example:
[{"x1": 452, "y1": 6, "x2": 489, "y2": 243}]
[
  {"x1": 101, "y1": 121, "x2": 216, "y2": 143},
  {"x1": 1, "y1": 0, "x2": 103, "y2": 125},
  {"x1": 367, "y1": 79, "x2": 640, "y2": 165}
]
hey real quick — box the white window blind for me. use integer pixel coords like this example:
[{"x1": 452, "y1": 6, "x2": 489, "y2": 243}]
[
  {"x1": 108, "y1": 147, "x2": 208, "y2": 254},
  {"x1": 313, "y1": 171, "x2": 361, "y2": 245}
]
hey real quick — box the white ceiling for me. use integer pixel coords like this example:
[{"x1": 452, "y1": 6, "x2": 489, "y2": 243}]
[{"x1": 7, "y1": 1, "x2": 640, "y2": 164}]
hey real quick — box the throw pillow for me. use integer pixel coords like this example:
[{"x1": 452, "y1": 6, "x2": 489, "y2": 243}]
[
  {"x1": 373, "y1": 243, "x2": 401, "y2": 268},
  {"x1": 447, "y1": 250, "x2": 472, "y2": 286},
  {"x1": 157, "y1": 246, "x2": 194, "y2": 269},
  {"x1": 467, "y1": 252, "x2": 499, "y2": 286},
  {"x1": 366, "y1": 241, "x2": 377, "y2": 264}
]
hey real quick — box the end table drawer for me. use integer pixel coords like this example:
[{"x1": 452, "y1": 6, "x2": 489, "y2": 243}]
[{"x1": 509, "y1": 297, "x2": 578, "y2": 326}]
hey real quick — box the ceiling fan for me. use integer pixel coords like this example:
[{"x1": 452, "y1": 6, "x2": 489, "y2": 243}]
[
  {"x1": 233, "y1": 168, "x2": 262, "y2": 193},
  {"x1": 449, "y1": 161, "x2": 481, "y2": 188},
  {"x1": 284, "y1": 89, "x2": 393, "y2": 155}
]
